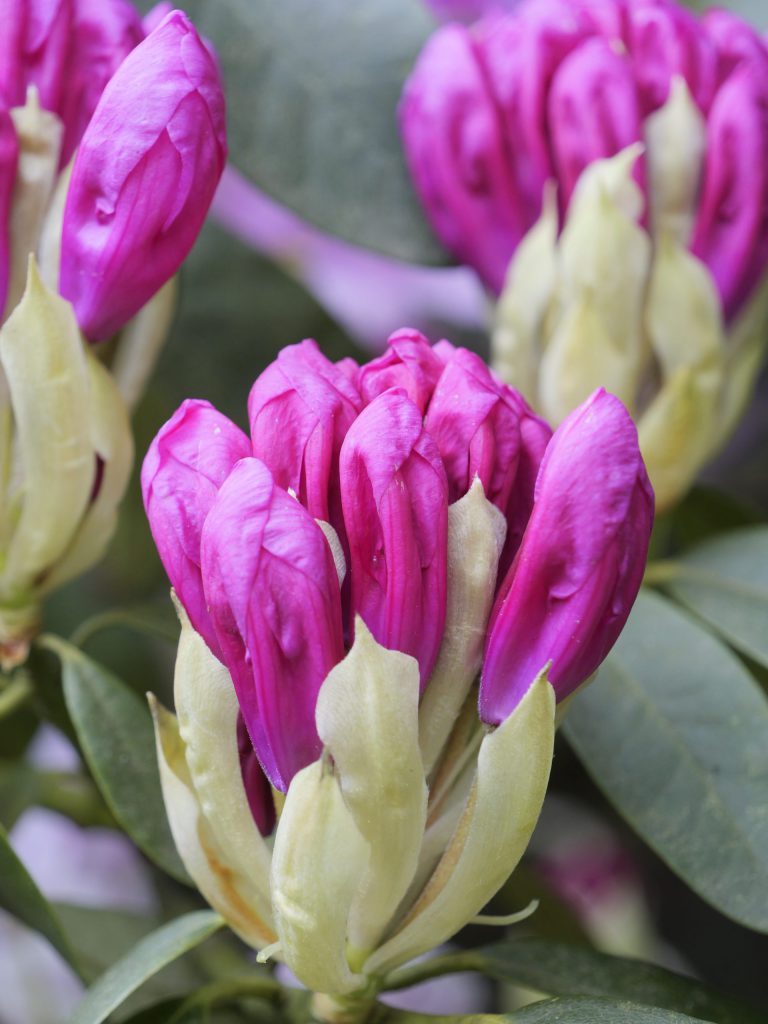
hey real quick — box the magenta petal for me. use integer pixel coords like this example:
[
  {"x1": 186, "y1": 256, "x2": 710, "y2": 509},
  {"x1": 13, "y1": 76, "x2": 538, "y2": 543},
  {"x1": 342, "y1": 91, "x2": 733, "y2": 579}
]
[
  {"x1": 22, "y1": 0, "x2": 74, "y2": 116},
  {"x1": 703, "y1": 9, "x2": 768, "y2": 84},
  {"x1": 480, "y1": 390, "x2": 653, "y2": 722},
  {"x1": 340, "y1": 390, "x2": 448, "y2": 687},
  {"x1": 358, "y1": 328, "x2": 444, "y2": 413},
  {"x1": 59, "y1": 10, "x2": 226, "y2": 341},
  {"x1": 548, "y1": 36, "x2": 643, "y2": 210},
  {"x1": 248, "y1": 339, "x2": 361, "y2": 539},
  {"x1": 0, "y1": 2, "x2": 26, "y2": 108},
  {"x1": 141, "y1": 399, "x2": 250, "y2": 658},
  {"x1": 400, "y1": 22, "x2": 528, "y2": 294},
  {"x1": 201, "y1": 458, "x2": 345, "y2": 792},
  {"x1": 237, "y1": 713, "x2": 276, "y2": 837},
  {"x1": 0, "y1": 110, "x2": 19, "y2": 314},
  {"x1": 56, "y1": 0, "x2": 145, "y2": 167},
  {"x1": 690, "y1": 62, "x2": 768, "y2": 322}
]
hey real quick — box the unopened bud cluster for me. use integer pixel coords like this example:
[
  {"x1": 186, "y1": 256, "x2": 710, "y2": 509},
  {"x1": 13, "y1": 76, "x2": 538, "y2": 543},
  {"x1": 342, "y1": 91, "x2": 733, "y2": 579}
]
[
  {"x1": 402, "y1": 0, "x2": 768, "y2": 510},
  {"x1": 144, "y1": 331, "x2": 653, "y2": 1006}
]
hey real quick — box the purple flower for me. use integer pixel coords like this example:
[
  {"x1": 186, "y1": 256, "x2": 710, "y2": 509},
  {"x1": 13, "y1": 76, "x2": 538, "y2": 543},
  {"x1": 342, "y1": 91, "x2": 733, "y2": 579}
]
[
  {"x1": 480, "y1": 390, "x2": 654, "y2": 724},
  {"x1": 145, "y1": 336, "x2": 653, "y2": 796},
  {"x1": 201, "y1": 458, "x2": 345, "y2": 793},
  {"x1": 59, "y1": 9, "x2": 226, "y2": 340},
  {"x1": 402, "y1": 0, "x2": 768, "y2": 319}
]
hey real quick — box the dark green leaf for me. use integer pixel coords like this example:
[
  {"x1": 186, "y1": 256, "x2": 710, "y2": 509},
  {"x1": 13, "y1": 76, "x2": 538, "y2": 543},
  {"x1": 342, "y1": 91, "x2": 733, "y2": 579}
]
[
  {"x1": 466, "y1": 939, "x2": 760, "y2": 1024},
  {"x1": 42, "y1": 635, "x2": 188, "y2": 883},
  {"x1": 665, "y1": 526, "x2": 768, "y2": 669},
  {"x1": 508, "y1": 997, "x2": 715, "y2": 1023},
  {"x1": 0, "y1": 821, "x2": 83, "y2": 976},
  {"x1": 69, "y1": 910, "x2": 223, "y2": 1024},
  {"x1": 564, "y1": 590, "x2": 768, "y2": 933},
  {"x1": 186, "y1": 0, "x2": 445, "y2": 264}
]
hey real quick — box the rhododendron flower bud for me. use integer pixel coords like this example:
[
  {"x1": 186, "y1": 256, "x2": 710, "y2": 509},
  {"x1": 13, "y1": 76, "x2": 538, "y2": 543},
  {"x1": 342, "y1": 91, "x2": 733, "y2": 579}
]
[
  {"x1": 147, "y1": 334, "x2": 654, "y2": 1007},
  {"x1": 248, "y1": 339, "x2": 361, "y2": 535},
  {"x1": 202, "y1": 458, "x2": 345, "y2": 793},
  {"x1": 403, "y1": 0, "x2": 768, "y2": 511},
  {"x1": 60, "y1": 10, "x2": 227, "y2": 341},
  {"x1": 141, "y1": 399, "x2": 250, "y2": 658},
  {"x1": 340, "y1": 390, "x2": 448, "y2": 686},
  {"x1": 481, "y1": 390, "x2": 653, "y2": 723}
]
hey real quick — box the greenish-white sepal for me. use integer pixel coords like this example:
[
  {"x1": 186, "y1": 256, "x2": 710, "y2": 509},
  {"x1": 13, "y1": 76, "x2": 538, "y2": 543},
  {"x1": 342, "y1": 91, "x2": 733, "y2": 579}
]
[
  {"x1": 148, "y1": 694, "x2": 278, "y2": 952},
  {"x1": 38, "y1": 158, "x2": 71, "y2": 290},
  {"x1": 720, "y1": 274, "x2": 768, "y2": 438},
  {"x1": 111, "y1": 278, "x2": 178, "y2": 411},
  {"x1": 364, "y1": 672, "x2": 555, "y2": 977},
  {"x1": 542, "y1": 147, "x2": 651, "y2": 423},
  {"x1": 271, "y1": 758, "x2": 368, "y2": 995},
  {"x1": 639, "y1": 235, "x2": 725, "y2": 512},
  {"x1": 315, "y1": 618, "x2": 426, "y2": 955},
  {"x1": 644, "y1": 77, "x2": 706, "y2": 246},
  {"x1": 0, "y1": 258, "x2": 94, "y2": 595},
  {"x1": 41, "y1": 355, "x2": 133, "y2": 593},
  {"x1": 568, "y1": 143, "x2": 645, "y2": 222},
  {"x1": 316, "y1": 519, "x2": 346, "y2": 588},
  {"x1": 5, "y1": 88, "x2": 62, "y2": 320},
  {"x1": 492, "y1": 182, "x2": 558, "y2": 400},
  {"x1": 171, "y1": 596, "x2": 274, "y2": 925},
  {"x1": 420, "y1": 480, "x2": 506, "y2": 776}
]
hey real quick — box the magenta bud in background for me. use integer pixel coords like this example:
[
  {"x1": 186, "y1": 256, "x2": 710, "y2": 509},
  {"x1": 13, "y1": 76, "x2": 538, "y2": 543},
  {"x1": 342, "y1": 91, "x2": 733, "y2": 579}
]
[
  {"x1": 547, "y1": 36, "x2": 642, "y2": 210},
  {"x1": 201, "y1": 458, "x2": 345, "y2": 793},
  {"x1": 480, "y1": 390, "x2": 654, "y2": 724},
  {"x1": 358, "y1": 328, "x2": 444, "y2": 413},
  {"x1": 141, "y1": 399, "x2": 250, "y2": 660},
  {"x1": 59, "y1": 9, "x2": 227, "y2": 341},
  {"x1": 237, "y1": 713, "x2": 276, "y2": 837},
  {"x1": 0, "y1": 111, "x2": 19, "y2": 314},
  {"x1": 21, "y1": 0, "x2": 73, "y2": 116},
  {"x1": 57, "y1": 0, "x2": 145, "y2": 167},
  {"x1": 340, "y1": 390, "x2": 448, "y2": 687},
  {"x1": 690, "y1": 61, "x2": 768, "y2": 324},
  {"x1": 248, "y1": 339, "x2": 361, "y2": 538}
]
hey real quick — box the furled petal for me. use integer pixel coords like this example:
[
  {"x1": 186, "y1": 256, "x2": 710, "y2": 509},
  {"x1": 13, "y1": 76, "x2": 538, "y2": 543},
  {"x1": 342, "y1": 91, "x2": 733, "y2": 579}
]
[
  {"x1": 690, "y1": 62, "x2": 768, "y2": 322},
  {"x1": 22, "y1": 0, "x2": 74, "y2": 117},
  {"x1": 358, "y1": 328, "x2": 444, "y2": 413},
  {"x1": 0, "y1": 1, "x2": 26, "y2": 108},
  {"x1": 547, "y1": 36, "x2": 643, "y2": 211},
  {"x1": 59, "y1": 10, "x2": 226, "y2": 340},
  {"x1": 201, "y1": 458, "x2": 345, "y2": 792},
  {"x1": 400, "y1": 22, "x2": 528, "y2": 293},
  {"x1": 340, "y1": 390, "x2": 448, "y2": 687},
  {"x1": 481, "y1": 389, "x2": 653, "y2": 722},
  {"x1": 57, "y1": 0, "x2": 145, "y2": 166},
  {"x1": 703, "y1": 8, "x2": 768, "y2": 83},
  {"x1": 141, "y1": 398, "x2": 250, "y2": 657},
  {"x1": 248, "y1": 338, "x2": 361, "y2": 539}
]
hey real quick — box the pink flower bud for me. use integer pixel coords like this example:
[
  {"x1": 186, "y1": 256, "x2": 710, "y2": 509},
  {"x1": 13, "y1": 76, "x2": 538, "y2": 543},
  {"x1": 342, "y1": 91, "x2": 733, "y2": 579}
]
[
  {"x1": 690, "y1": 61, "x2": 768, "y2": 323},
  {"x1": 703, "y1": 9, "x2": 768, "y2": 82},
  {"x1": 59, "y1": 10, "x2": 226, "y2": 341},
  {"x1": 141, "y1": 399, "x2": 250, "y2": 659},
  {"x1": 547, "y1": 36, "x2": 642, "y2": 209},
  {"x1": 22, "y1": 0, "x2": 73, "y2": 116},
  {"x1": 201, "y1": 458, "x2": 345, "y2": 792},
  {"x1": 248, "y1": 339, "x2": 361, "y2": 539},
  {"x1": 237, "y1": 713, "x2": 275, "y2": 837},
  {"x1": 358, "y1": 328, "x2": 444, "y2": 413},
  {"x1": 340, "y1": 390, "x2": 448, "y2": 686},
  {"x1": 0, "y1": 2, "x2": 26, "y2": 107},
  {"x1": 480, "y1": 390, "x2": 653, "y2": 723},
  {"x1": 57, "y1": 0, "x2": 145, "y2": 167},
  {"x1": 0, "y1": 112, "x2": 19, "y2": 313}
]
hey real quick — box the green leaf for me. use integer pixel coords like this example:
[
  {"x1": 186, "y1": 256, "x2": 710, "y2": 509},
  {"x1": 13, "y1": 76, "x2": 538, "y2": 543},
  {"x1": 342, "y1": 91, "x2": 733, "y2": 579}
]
[
  {"x1": 462, "y1": 940, "x2": 759, "y2": 1024},
  {"x1": 0, "y1": 821, "x2": 83, "y2": 976},
  {"x1": 663, "y1": 526, "x2": 768, "y2": 670},
  {"x1": 42, "y1": 635, "x2": 189, "y2": 883},
  {"x1": 509, "y1": 998, "x2": 716, "y2": 1023},
  {"x1": 564, "y1": 590, "x2": 768, "y2": 933},
  {"x1": 71, "y1": 603, "x2": 180, "y2": 649},
  {"x1": 186, "y1": 0, "x2": 446, "y2": 264},
  {"x1": 69, "y1": 910, "x2": 224, "y2": 1024}
]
